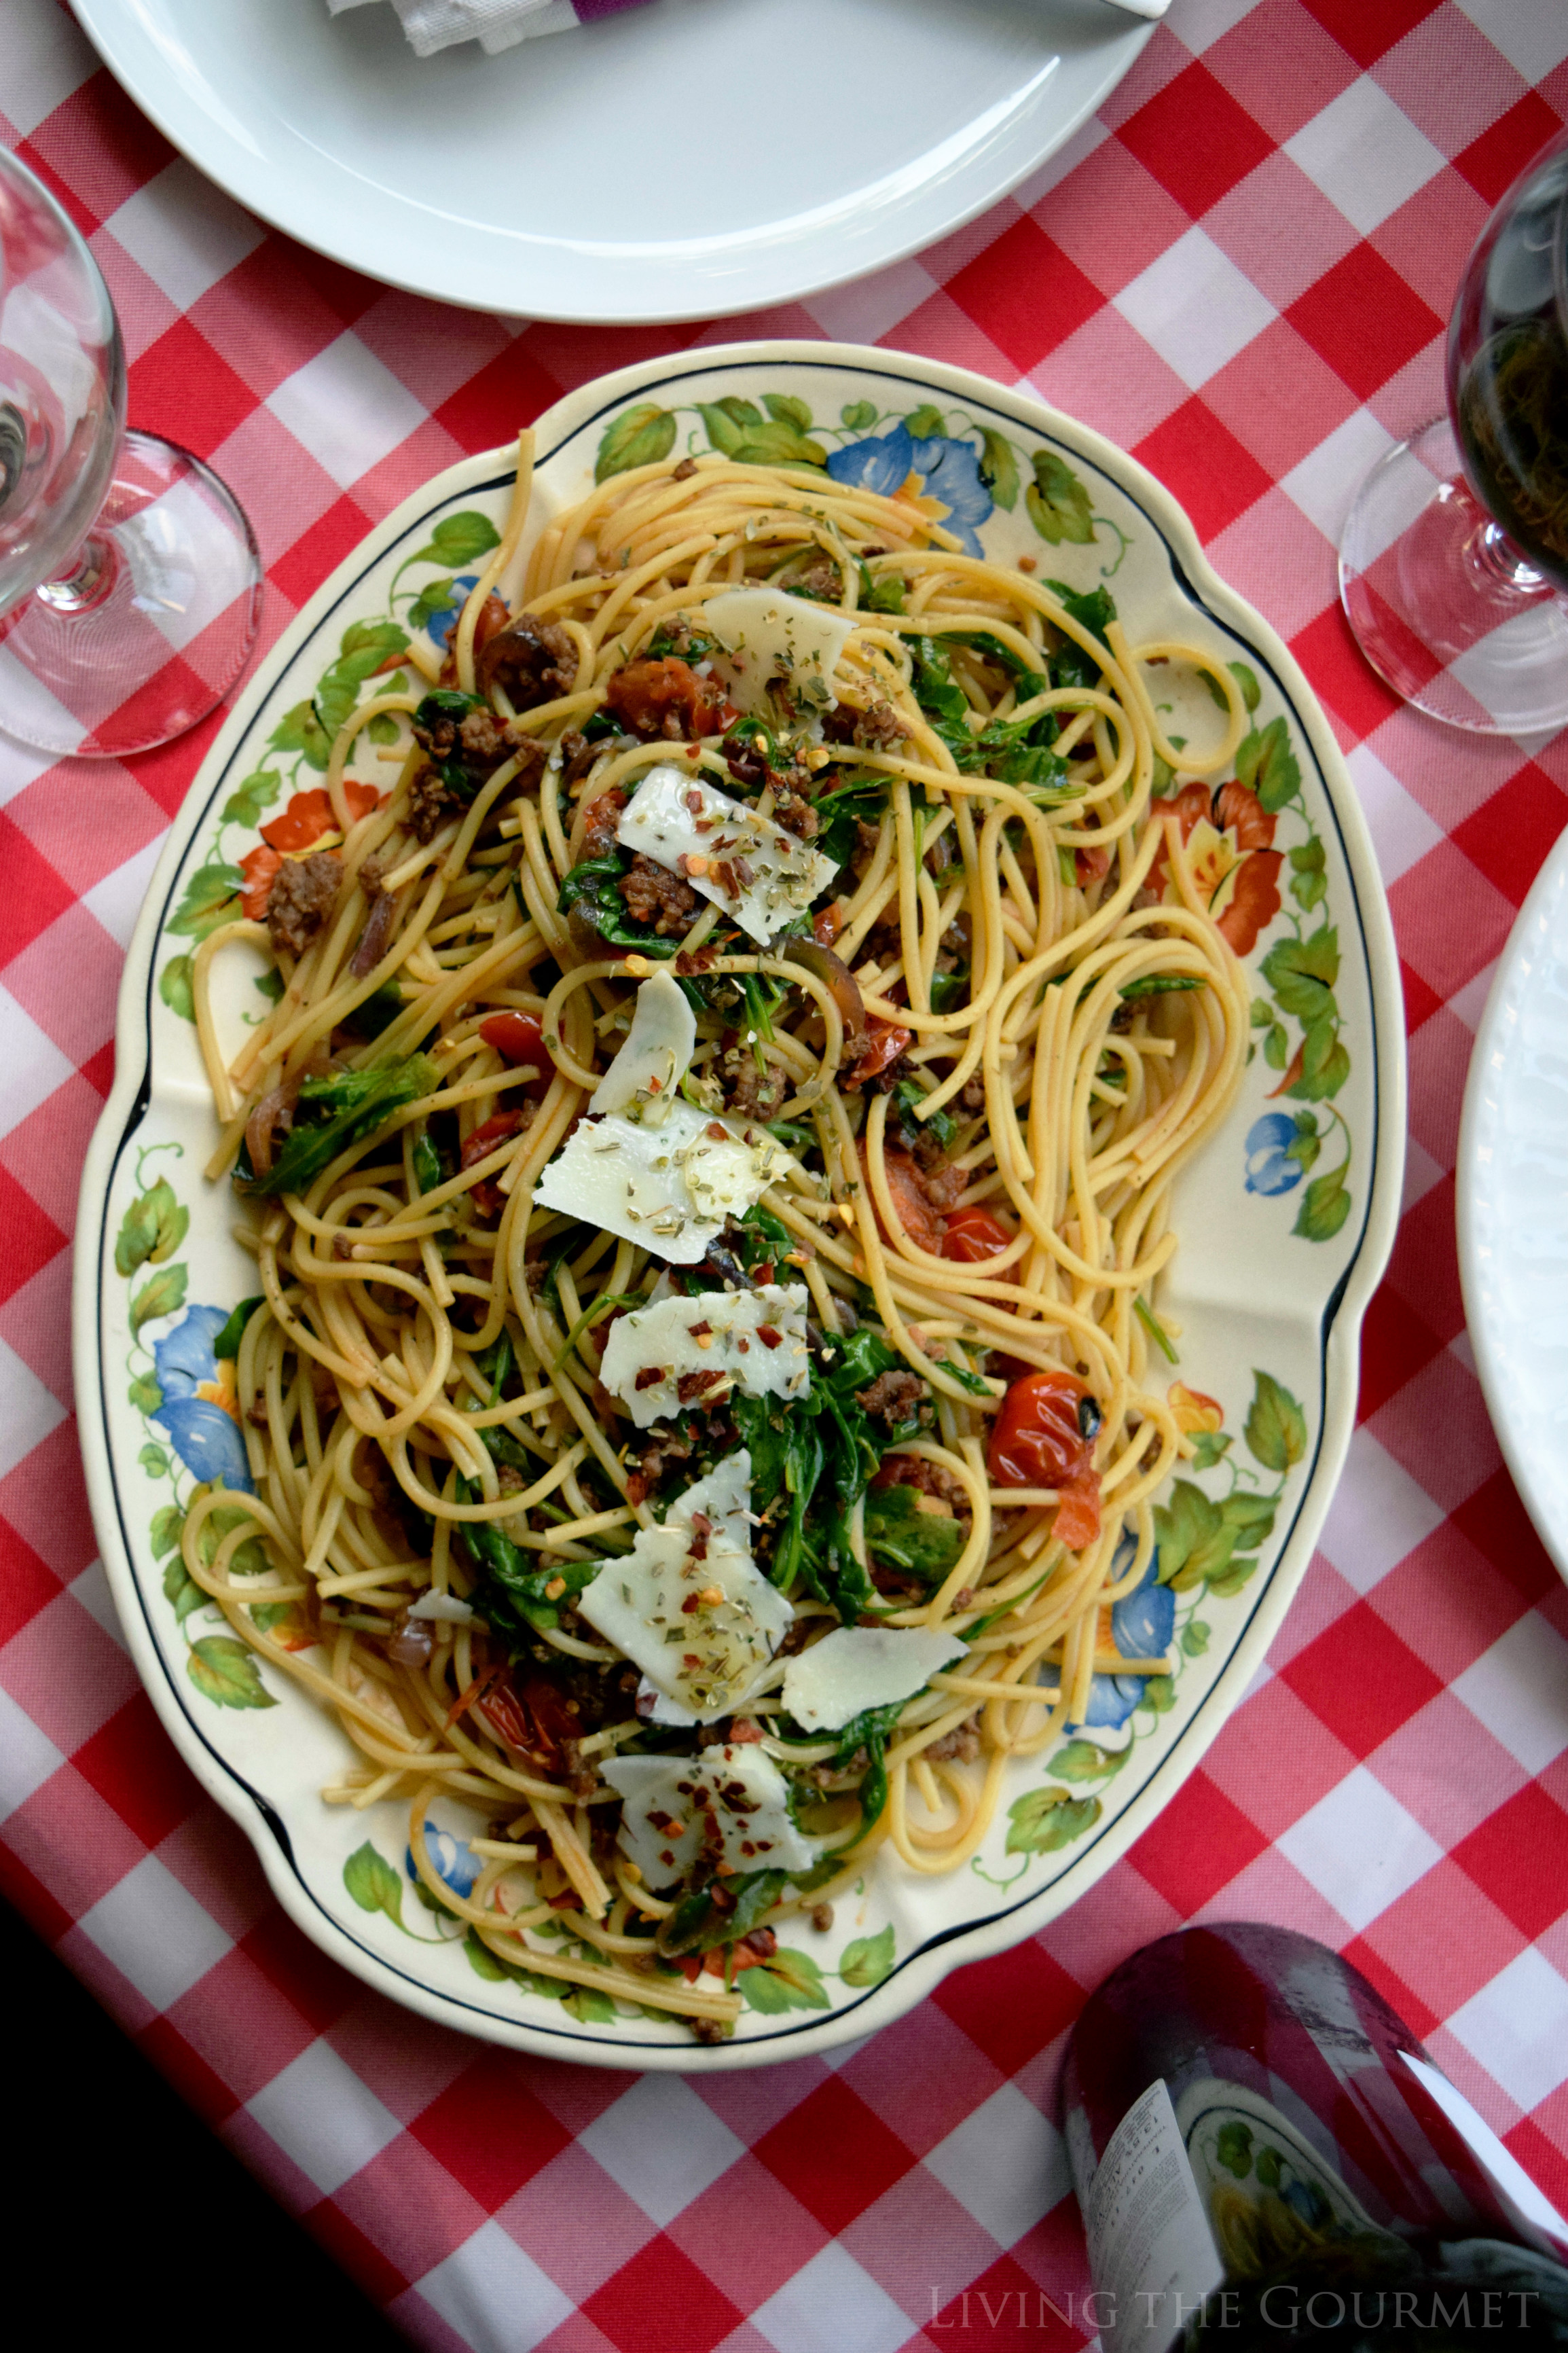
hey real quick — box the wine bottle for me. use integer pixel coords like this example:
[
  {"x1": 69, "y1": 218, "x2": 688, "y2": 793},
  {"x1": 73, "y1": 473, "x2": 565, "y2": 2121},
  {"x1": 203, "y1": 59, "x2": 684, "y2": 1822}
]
[{"x1": 1063, "y1": 1923, "x2": 1568, "y2": 2350}]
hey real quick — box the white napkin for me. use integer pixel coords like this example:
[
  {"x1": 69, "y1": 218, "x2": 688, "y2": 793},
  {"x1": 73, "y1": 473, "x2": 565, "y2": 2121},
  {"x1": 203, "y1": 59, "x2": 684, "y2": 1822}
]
[{"x1": 328, "y1": 0, "x2": 583, "y2": 58}]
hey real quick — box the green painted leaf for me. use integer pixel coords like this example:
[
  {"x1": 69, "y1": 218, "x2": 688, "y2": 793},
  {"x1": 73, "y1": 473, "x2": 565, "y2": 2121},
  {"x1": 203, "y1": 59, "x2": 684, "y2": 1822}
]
[
  {"x1": 1235, "y1": 715, "x2": 1301, "y2": 813},
  {"x1": 130, "y1": 1263, "x2": 187, "y2": 1333},
  {"x1": 1289, "y1": 838, "x2": 1326, "y2": 874},
  {"x1": 1206, "y1": 1553, "x2": 1264, "y2": 1600},
  {"x1": 1189, "y1": 1429, "x2": 1231, "y2": 1473},
  {"x1": 1245, "y1": 1371, "x2": 1307, "y2": 1472},
  {"x1": 188, "y1": 1636, "x2": 275, "y2": 1710},
  {"x1": 343, "y1": 1840, "x2": 405, "y2": 1925},
  {"x1": 1153, "y1": 1478, "x2": 1230, "y2": 1589},
  {"x1": 1264, "y1": 1022, "x2": 1288, "y2": 1069},
  {"x1": 1181, "y1": 1618, "x2": 1211, "y2": 1657},
  {"x1": 1261, "y1": 938, "x2": 1336, "y2": 1026},
  {"x1": 978, "y1": 428, "x2": 1020, "y2": 511},
  {"x1": 839, "y1": 1924, "x2": 895, "y2": 1988},
  {"x1": 714, "y1": 395, "x2": 762, "y2": 429},
  {"x1": 1250, "y1": 996, "x2": 1273, "y2": 1028},
  {"x1": 464, "y1": 1926, "x2": 511, "y2": 1980},
  {"x1": 408, "y1": 576, "x2": 456, "y2": 628},
  {"x1": 143, "y1": 1179, "x2": 187, "y2": 1264},
  {"x1": 424, "y1": 511, "x2": 502, "y2": 570},
  {"x1": 764, "y1": 393, "x2": 814, "y2": 433},
  {"x1": 166, "y1": 861, "x2": 244, "y2": 940},
  {"x1": 1257, "y1": 2146, "x2": 1283, "y2": 2189},
  {"x1": 1217, "y1": 2120, "x2": 1254, "y2": 2178},
  {"x1": 138, "y1": 1443, "x2": 169, "y2": 1479},
  {"x1": 1006, "y1": 1786, "x2": 1102, "y2": 1855},
  {"x1": 566, "y1": 1985, "x2": 619, "y2": 2024},
  {"x1": 366, "y1": 711, "x2": 399, "y2": 745},
  {"x1": 841, "y1": 401, "x2": 878, "y2": 432},
  {"x1": 1199, "y1": 660, "x2": 1262, "y2": 714},
  {"x1": 1026, "y1": 450, "x2": 1095, "y2": 545},
  {"x1": 162, "y1": 1557, "x2": 205, "y2": 1625},
  {"x1": 1294, "y1": 1165, "x2": 1353, "y2": 1242},
  {"x1": 1048, "y1": 1740, "x2": 1129, "y2": 1783},
  {"x1": 1291, "y1": 865, "x2": 1328, "y2": 911},
  {"x1": 1142, "y1": 1672, "x2": 1179, "y2": 1714},
  {"x1": 596, "y1": 403, "x2": 678, "y2": 483},
  {"x1": 159, "y1": 955, "x2": 196, "y2": 1022},
  {"x1": 696, "y1": 402, "x2": 747, "y2": 458},
  {"x1": 270, "y1": 699, "x2": 332, "y2": 770},
  {"x1": 905, "y1": 403, "x2": 945, "y2": 439},
  {"x1": 222, "y1": 767, "x2": 282, "y2": 827},
  {"x1": 1288, "y1": 1020, "x2": 1350, "y2": 1103},
  {"x1": 1286, "y1": 1122, "x2": 1321, "y2": 1174},
  {"x1": 336, "y1": 619, "x2": 409, "y2": 685},
  {"x1": 731, "y1": 423, "x2": 827, "y2": 469},
  {"x1": 115, "y1": 1191, "x2": 159, "y2": 1277},
  {"x1": 128, "y1": 1373, "x2": 163, "y2": 1415},
  {"x1": 741, "y1": 1947, "x2": 831, "y2": 2013},
  {"x1": 150, "y1": 1505, "x2": 184, "y2": 1558},
  {"x1": 251, "y1": 1600, "x2": 297, "y2": 1634},
  {"x1": 1220, "y1": 1492, "x2": 1276, "y2": 1548}
]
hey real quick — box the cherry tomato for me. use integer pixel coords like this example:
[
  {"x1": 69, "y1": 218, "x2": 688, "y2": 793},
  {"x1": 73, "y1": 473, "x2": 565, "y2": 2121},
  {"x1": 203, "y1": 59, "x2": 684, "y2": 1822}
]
[
  {"x1": 846, "y1": 1017, "x2": 912, "y2": 1088},
  {"x1": 475, "y1": 1669, "x2": 577, "y2": 1772},
  {"x1": 480, "y1": 1011, "x2": 551, "y2": 1090},
  {"x1": 987, "y1": 1370, "x2": 1104, "y2": 1550},
  {"x1": 813, "y1": 901, "x2": 845, "y2": 949},
  {"x1": 861, "y1": 1141, "x2": 945, "y2": 1256},
  {"x1": 462, "y1": 1110, "x2": 524, "y2": 1217},
  {"x1": 606, "y1": 656, "x2": 733, "y2": 741},
  {"x1": 942, "y1": 1206, "x2": 1015, "y2": 1264},
  {"x1": 1053, "y1": 1466, "x2": 1102, "y2": 1551}
]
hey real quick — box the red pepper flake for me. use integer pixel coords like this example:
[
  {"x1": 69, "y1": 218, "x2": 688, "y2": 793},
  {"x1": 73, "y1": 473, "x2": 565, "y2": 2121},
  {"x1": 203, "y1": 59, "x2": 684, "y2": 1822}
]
[
  {"x1": 733, "y1": 857, "x2": 756, "y2": 888},
  {"x1": 686, "y1": 789, "x2": 704, "y2": 816},
  {"x1": 682, "y1": 1594, "x2": 701, "y2": 1615},
  {"x1": 682, "y1": 1653, "x2": 701, "y2": 1668},
  {"x1": 712, "y1": 859, "x2": 740, "y2": 898},
  {"x1": 634, "y1": 1366, "x2": 665, "y2": 1391},
  {"x1": 706, "y1": 1122, "x2": 728, "y2": 1142},
  {"x1": 756, "y1": 1325, "x2": 782, "y2": 1350}
]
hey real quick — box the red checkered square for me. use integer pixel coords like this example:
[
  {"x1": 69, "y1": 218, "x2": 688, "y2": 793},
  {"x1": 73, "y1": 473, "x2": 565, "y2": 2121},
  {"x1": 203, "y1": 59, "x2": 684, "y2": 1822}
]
[
  {"x1": 71, "y1": 1691, "x2": 201, "y2": 1851},
  {"x1": 0, "y1": 1517, "x2": 62, "y2": 1649},
  {"x1": 1452, "y1": 762, "x2": 1568, "y2": 906},
  {"x1": 1387, "y1": 836, "x2": 1518, "y2": 999},
  {"x1": 1288, "y1": 604, "x2": 1406, "y2": 742},
  {"x1": 1201, "y1": 319, "x2": 1360, "y2": 482},
  {"x1": 269, "y1": 492, "x2": 378, "y2": 615},
  {"x1": 1201, "y1": 0, "x2": 1362, "y2": 145},
  {"x1": 1278, "y1": 1600, "x2": 1445, "y2": 1757},
  {"x1": 1132, "y1": 398, "x2": 1275, "y2": 542},
  {"x1": 336, "y1": 2140, "x2": 488, "y2": 2285},
  {"x1": 1383, "y1": 1179, "x2": 1464, "y2": 1342},
  {"x1": 1201, "y1": 1674, "x2": 1359, "y2": 1842},
  {"x1": 136, "y1": 2014, "x2": 242, "y2": 2130},
  {"x1": 1455, "y1": 90, "x2": 1567, "y2": 203},
  {"x1": 1118, "y1": 60, "x2": 1277, "y2": 220},
  {"x1": 1300, "y1": 0, "x2": 1442, "y2": 71},
  {"x1": 409, "y1": 2061, "x2": 573, "y2": 2213},
  {"x1": 932, "y1": 2254, "x2": 1086, "y2": 2349},
  {"x1": 581, "y1": 2236, "x2": 743, "y2": 2353},
  {"x1": 1364, "y1": 1349, "x2": 1502, "y2": 1519},
  {"x1": 128, "y1": 317, "x2": 258, "y2": 461},
  {"x1": 1127, "y1": 1769, "x2": 1274, "y2": 1913},
  {"x1": 1374, "y1": 6, "x2": 1533, "y2": 160},
  {"x1": 932, "y1": 1939, "x2": 1084, "y2": 2080},
  {"x1": 0, "y1": 1164, "x2": 66, "y2": 1309},
  {"x1": 20, "y1": 69, "x2": 175, "y2": 233},
  {"x1": 0, "y1": 814, "x2": 75, "y2": 971},
  {"x1": 1399, "y1": 959, "x2": 1446, "y2": 1034},
  {"x1": 752, "y1": 2076, "x2": 916, "y2": 2235},
  {"x1": 666, "y1": 2153, "x2": 826, "y2": 2311},
  {"x1": 1026, "y1": 139, "x2": 1191, "y2": 302},
  {"x1": 943, "y1": 219, "x2": 1106, "y2": 376},
  {"x1": 1338, "y1": 1930, "x2": 1442, "y2": 2041},
  {"x1": 1356, "y1": 1859, "x2": 1527, "y2": 2024},
  {"x1": 1357, "y1": 1281, "x2": 1446, "y2": 1424},
  {"x1": 305, "y1": 2202, "x2": 409, "y2": 2309},
  {"x1": 1505, "y1": 2115, "x2": 1568, "y2": 2225},
  {"x1": 1286, "y1": 243, "x2": 1446, "y2": 399},
  {"x1": 1448, "y1": 1471, "x2": 1561, "y2": 1612},
  {"x1": 1451, "y1": 1784, "x2": 1568, "y2": 1941}
]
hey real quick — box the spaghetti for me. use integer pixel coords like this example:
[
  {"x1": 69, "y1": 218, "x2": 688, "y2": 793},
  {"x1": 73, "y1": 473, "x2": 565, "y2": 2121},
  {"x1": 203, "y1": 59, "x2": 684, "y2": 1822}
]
[{"x1": 185, "y1": 431, "x2": 1252, "y2": 2034}]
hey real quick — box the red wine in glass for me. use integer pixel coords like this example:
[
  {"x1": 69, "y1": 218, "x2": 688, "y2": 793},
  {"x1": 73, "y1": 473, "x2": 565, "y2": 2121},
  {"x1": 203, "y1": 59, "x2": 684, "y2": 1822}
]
[{"x1": 1340, "y1": 124, "x2": 1568, "y2": 735}]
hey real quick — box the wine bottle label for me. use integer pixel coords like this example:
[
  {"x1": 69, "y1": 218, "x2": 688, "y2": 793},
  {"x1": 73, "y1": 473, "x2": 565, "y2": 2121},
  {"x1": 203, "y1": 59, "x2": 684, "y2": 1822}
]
[{"x1": 1082, "y1": 2078, "x2": 1225, "y2": 2350}]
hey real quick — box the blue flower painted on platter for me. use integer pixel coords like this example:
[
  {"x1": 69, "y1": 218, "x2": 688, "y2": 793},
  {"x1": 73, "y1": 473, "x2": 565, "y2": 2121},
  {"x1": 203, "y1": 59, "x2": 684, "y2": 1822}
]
[
  {"x1": 408, "y1": 1824, "x2": 480, "y2": 1901},
  {"x1": 1244, "y1": 1111, "x2": 1305, "y2": 1198},
  {"x1": 1077, "y1": 1543, "x2": 1176, "y2": 1731},
  {"x1": 148, "y1": 1304, "x2": 253, "y2": 1493},
  {"x1": 422, "y1": 573, "x2": 479, "y2": 649},
  {"x1": 826, "y1": 421, "x2": 993, "y2": 558}
]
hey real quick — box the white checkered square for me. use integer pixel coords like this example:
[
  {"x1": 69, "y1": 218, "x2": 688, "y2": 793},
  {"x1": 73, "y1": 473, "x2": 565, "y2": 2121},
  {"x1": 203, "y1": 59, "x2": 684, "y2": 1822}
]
[
  {"x1": 752, "y1": 2240, "x2": 913, "y2": 2353},
  {"x1": 1279, "y1": 406, "x2": 1400, "y2": 545},
  {"x1": 247, "y1": 2037, "x2": 404, "y2": 2195},
  {"x1": 265, "y1": 333, "x2": 429, "y2": 491},
  {"x1": 83, "y1": 836, "x2": 170, "y2": 955},
  {"x1": 1277, "y1": 1763, "x2": 1444, "y2": 1930},
  {"x1": 1446, "y1": 1947, "x2": 1568, "y2": 2112},
  {"x1": 578, "y1": 2074, "x2": 744, "y2": 2227},
  {"x1": 1345, "y1": 740, "x2": 1448, "y2": 888},
  {"x1": 924, "y1": 2083, "x2": 1070, "y2": 2248},
  {"x1": 105, "y1": 160, "x2": 265, "y2": 312},
  {"x1": 807, "y1": 257, "x2": 941, "y2": 348},
  {"x1": 0, "y1": 0, "x2": 96, "y2": 136},
  {"x1": 1455, "y1": 0, "x2": 1568, "y2": 83},
  {"x1": 77, "y1": 1852, "x2": 236, "y2": 2011},
  {"x1": 67, "y1": 1559, "x2": 130, "y2": 1655},
  {"x1": 0, "y1": 1332, "x2": 67, "y2": 1482},
  {"x1": 0, "y1": 1681, "x2": 62, "y2": 1820},
  {"x1": 1453, "y1": 1616, "x2": 1568, "y2": 1777},
  {"x1": 1316, "y1": 1427, "x2": 1447, "y2": 1595},
  {"x1": 1286, "y1": 78, "x2": 1447, "y2": 236},
  {"x1": 413, "y1": 2220, "x2": 574, "y2": 2353},
  {"x1": 1112, "y1": 228, "x2": 1277, "y2": 391}
]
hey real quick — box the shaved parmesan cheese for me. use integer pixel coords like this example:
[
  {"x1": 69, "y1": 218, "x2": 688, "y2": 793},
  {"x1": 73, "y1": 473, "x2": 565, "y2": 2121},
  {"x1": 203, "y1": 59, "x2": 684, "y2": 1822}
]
[
  {"x1": 616, "y1": 764, "x2": 837, "y2": 947},
  {"x1": 600, "y1": 1283, "x2": 812, "y2": 1428},
  {"x1": 782, "y1": 1624, "x2": 968, "y2": 1734},
  {"x1": 577, "y1": 1448, "x2": 793, "y2": 1721},
  {"x1": 407, "y1": 1590, "x2": 475, "y2": 1623},
  {"x1": 700, "y1": 585, "x2": 855, "y2": 720},
  {"x1": 532, "y1": 1097, "x2": 788, "y2": 1265},
  {"x1": 602, "y1": 1743, "x2": 818, "y2": 1889},
  {"x1": 591, "y1": 968, "x2": 696, "y2": 1121}
]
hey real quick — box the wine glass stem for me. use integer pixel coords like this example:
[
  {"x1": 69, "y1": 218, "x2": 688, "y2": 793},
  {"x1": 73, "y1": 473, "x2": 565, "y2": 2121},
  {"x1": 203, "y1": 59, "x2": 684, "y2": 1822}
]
[
  {"x1": 34, "y1": 533, "x2": 119, "y2": 616},
  {"x1": 1466, "y1": 516, "x2": 1549, "y2": 598}
]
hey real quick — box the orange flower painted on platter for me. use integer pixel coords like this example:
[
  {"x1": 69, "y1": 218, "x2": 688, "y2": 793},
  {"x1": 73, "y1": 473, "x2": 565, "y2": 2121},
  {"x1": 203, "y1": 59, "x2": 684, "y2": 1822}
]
[
  {"x1": 1152, "y1": 778, "x2": 1282, "y2": 958},
  {"x1": 1167, "y1": 1382, "x2": 1222, "y2": 1435}
]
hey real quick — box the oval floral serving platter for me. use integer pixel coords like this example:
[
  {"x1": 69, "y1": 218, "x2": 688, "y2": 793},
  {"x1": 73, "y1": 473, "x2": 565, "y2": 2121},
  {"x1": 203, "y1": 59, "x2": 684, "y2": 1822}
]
[{"x1": 75, "y1": 344, "x2": 1405, "y2": 2068}]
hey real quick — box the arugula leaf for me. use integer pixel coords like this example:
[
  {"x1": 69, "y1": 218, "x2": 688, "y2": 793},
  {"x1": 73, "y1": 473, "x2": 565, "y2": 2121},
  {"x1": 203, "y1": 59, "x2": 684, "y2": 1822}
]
[
  {"x1": 1120, "y1": 974, "x2": 1205, "y2": 1001},
  {"x1": 242, "y1": 1054, "x2": 437, "y2": 1198},
  {"x1": 557, "y1": 852, "x2": 679, "y2": 957},
  {"x1": 654, "y1": 1868, "x2": 788, "y2": 1958},
  {"x1": 733, "y1": 1393, "x2": 824, "y2": 1596},
  {"x1": 857, "y1": 560, "x2": 905, "y2": 614},
  {"x1": 815, "y1": 775, "x2": 888, "y2": 867},
  {"x1": 211, "y1": 1295, "x2": 264, "y2": 1363},
  {"x1": 831, "y1": 1698, "x2": 907, "y2": 1828},
  {"x1": 341, "y1": 979, "x2": 405, "y2": 1040},
  {"x1": 1044, "y1": 580, "x2": 1116, "y2": 649},
  {"x1": 455, "y1": 1476, "x2": 598, "y2": 1636},
  {"x1": 929, "y1": 963, "x2": 970, "y2": 1016},
  {"x1": 862, "y1": 1485, "x2": 966, "y2": 1579},
  {"x1": 892, "y1": 1077, "x2": 956, "y2": 1151}
]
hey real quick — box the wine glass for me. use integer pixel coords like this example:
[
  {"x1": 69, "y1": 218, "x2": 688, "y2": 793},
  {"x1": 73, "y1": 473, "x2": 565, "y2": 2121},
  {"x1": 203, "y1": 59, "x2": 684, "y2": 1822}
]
[
  {"x1": 1339, "y1": 123, "x2": 1568, "y2": 736},
  {"x1": 0, "y1": 145, "x2": 261, "y2": 761}
]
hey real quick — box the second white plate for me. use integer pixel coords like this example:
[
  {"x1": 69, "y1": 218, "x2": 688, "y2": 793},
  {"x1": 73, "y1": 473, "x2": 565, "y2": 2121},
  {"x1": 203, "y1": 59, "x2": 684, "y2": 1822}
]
[
  {"x1": 70, "y1": 0, "x2": 1150, "y2": 323},
  {"x1": 1459, "y1": 821, "x2": 1568, "y2": 1587}
]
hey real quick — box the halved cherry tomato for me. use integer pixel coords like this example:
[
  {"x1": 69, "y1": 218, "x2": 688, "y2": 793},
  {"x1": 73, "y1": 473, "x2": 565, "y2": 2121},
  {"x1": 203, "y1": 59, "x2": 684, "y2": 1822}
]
[
  {"x1": 813, "y1": 901, "x2": 845, "y2": 949},
  {"x1": 480, "y1": 1011, "x2": 552, "y2": 1092},
  {"x1": 606, "y1": 656, "x2": 735, "y2": 742},
  {"x1": 860, "y1": 1140, "x2": 945, "y2": 1256},
  {"x1": 846, "y1": 1017, "x2": 912, "y2": 1088},
  {"x1": 987, "y1": 1369, "x2": 1104, "y2": 1549},
  {"x1": 1074, "y1": 843, "x2": 1112, "y2": 886},
  {"x1": 942, "y1": 1205, "x2": 1015, "y2": 1264},
  {"x1": 462, "y1": 1110, "x2": 524, "y2": 1217},
  {"x1": 475, "y1": 1668, "x2": 578, "y2": 1772}
]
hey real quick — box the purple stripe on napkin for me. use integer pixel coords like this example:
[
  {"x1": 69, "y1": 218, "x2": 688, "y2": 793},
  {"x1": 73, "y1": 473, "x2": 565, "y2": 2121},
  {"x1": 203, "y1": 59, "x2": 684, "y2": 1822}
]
[{"x1": 572, "y1": 0, "x2": 649, "y2": 18}]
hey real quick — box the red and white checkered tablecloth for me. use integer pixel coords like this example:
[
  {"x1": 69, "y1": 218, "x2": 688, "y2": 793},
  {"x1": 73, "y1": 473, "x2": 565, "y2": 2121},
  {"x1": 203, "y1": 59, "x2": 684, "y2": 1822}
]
[{"x1": 4, "y1": 1, "x2": 1568, "y2": 2345}]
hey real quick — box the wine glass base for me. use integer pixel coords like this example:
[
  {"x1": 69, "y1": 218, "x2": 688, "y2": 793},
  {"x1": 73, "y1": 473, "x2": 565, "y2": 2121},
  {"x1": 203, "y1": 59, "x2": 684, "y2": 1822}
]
[
  {"x1": 1338, "y1": 416, "x2": 1568, "y2": 736},
  {"x1": 0, "y1": 430, "x2": 262, "y2": 760}
]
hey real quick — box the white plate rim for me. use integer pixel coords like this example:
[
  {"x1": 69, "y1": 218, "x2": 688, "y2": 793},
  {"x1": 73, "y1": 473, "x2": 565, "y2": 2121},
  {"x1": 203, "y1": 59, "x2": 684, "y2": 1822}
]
[
  {"x1": 73, "y1": 339, "x2": 1407, "y2": 2068},
  {"x1": 66, "y1": 0, "x2": 1152, "y2": 325},
  {"x1": 1457, "y1": 820, "x2": 1568, "y2": 1588}
]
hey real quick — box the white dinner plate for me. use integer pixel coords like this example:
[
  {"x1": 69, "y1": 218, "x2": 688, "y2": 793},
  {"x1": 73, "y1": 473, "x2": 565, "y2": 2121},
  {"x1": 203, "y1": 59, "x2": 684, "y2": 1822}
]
[
  {"x1": 75, "y1": 342, "x2": 1405, "y2": 2066},
  {"x1": 69, "y1": 0, "x2": 1151, "y2": 324},
  {"x1": 1459, "y1": 823, "x2": 1568, "y2": 1586}
]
